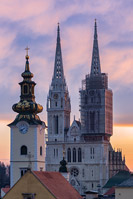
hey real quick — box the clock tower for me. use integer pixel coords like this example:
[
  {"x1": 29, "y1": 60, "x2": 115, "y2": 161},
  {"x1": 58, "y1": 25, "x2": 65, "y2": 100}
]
[{"x1": 8, "y1": 49, "x2": 46, "y2": 187}]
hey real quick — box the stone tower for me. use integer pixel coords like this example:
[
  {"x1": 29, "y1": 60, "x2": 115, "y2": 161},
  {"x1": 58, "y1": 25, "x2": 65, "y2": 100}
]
[
  {"x1": 46, "y1": 24, "x2": 71, "y2": 171},
  {"x1": 8, "y1": 49, "x2": 46, "y2": 187},
  {"x1": 47, "y1": 24, "x2": 71, "y2": 142},
  {"x1": 80, "y1": 20, "x2": 113, "y2": 137}
]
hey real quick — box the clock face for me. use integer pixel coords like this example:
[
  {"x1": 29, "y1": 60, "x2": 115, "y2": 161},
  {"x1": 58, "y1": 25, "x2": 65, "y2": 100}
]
[{"x1": 18, "y1": 123, "x2": 28, "y2": 134}]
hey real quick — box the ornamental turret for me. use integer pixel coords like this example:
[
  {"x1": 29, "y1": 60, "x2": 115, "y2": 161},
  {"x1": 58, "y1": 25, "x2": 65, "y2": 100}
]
[{"x1": 9, "y1": 48, "x2": 43, "y2": 125}]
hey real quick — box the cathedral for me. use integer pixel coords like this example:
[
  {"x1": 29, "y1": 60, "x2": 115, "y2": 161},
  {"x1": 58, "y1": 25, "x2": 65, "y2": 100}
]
[
  {"x1": 9, "y1": 21, "x2": 127, "y2": 194},
  {"x1": 46, "y1": 21, "x2": 127, "y2": 194}
]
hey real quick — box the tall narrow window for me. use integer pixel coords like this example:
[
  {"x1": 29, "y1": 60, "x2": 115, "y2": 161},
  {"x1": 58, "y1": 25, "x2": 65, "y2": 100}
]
[
  {"x1": 73, "y1": 148, "x2": 76, "y2": 162},
  {"x1": 21, "y1": 145, "x2": 27, "y2": 155},
  {"x1": 56, "y1": 149, "x2": 58, "y2": 157},
  {"x1": 40, "y1": 146, "x2": 42, "y2": 156},
  {"x1": 55, "y1": 115, "x2": 58, "y2": 134},
  {"x1": 20, "y1": 168, "x2": 28, "y2": 177},
  {"x1": 31, "y1": 85, "x2": 34, "y2": 95},
  {"x1": 67, "y1": 148, "x2": 71, "y2": 162},
  {"x1": 78, "y1": 148, "x2": 82, "y2": 162},
  {"x1": 54, "y1": 149, "x2": 55, "y2": 157},
  {"x1": 90, "y1": 111, "x2": 95, "y2": 131},
  {"x1": 23, "y1": 85, "x2": 28, "y2": 94}
]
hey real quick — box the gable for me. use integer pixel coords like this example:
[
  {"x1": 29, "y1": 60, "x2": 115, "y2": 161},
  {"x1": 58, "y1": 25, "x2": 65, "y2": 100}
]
[{"x1": 3, "y1": 171, "x2": 56, "y2": 199}]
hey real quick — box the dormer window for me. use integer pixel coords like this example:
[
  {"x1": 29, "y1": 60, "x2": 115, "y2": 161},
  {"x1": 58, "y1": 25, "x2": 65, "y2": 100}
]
[{"x1": 22, "y1": 193, "x2": 36, "y2": 199}]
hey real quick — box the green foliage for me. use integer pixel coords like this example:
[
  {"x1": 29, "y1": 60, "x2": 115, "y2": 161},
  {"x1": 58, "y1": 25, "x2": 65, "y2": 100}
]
[{"x1": 0, "y1": 162, "x2": 10, "y2": 189}]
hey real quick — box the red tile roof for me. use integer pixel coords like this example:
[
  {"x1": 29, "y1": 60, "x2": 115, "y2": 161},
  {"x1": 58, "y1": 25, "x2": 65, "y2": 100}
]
[
  {"x1": 104, "y1": 187, "x2": 115, "y2": 196},
  {"x1": 33, "y1": 171, "x2": 82, "y2": 199},
  {"x1": 1, "y1": 187, "x2": 10, "y2": 194}
]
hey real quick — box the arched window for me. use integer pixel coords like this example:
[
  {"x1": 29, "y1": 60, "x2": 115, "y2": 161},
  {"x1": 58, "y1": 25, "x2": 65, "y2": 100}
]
[
  {"x1": 21, "y1": 145, "x2": 27, "y2": 155},
  {"x1": 90, "y1": 111, "x2": 95, "y2": 131},
  {"x1": 78, "y1": 148, "x2": 82, "y2": 162},
  {"x1": 23, "y1": 85, "x2": 28, "y2": 94},
  {"x1": 73, "y1": 148, "x2": 76, "y2": 162},
  {"x1": 40, "y1": 146, "x2": 42, "y2": 156},
  {"x1": 67, "y1": 148, "x2": 71, "y2": 162},
  {"x1": 54, "y1": 115, "x2": 58, "y2": 134}
]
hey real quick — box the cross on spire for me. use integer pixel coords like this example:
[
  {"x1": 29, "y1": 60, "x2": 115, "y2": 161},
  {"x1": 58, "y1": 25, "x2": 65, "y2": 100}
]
[{"x1": 25, "y1": 46, "x2": 30, "y2": 57}]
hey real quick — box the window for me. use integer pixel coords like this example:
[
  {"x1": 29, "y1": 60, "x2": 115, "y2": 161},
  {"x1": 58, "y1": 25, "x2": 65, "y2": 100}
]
[
  {"x1": 40, "y1": 146, "x2": 42, "y2": 156},
  {"x1": 54, "y1": 149, "x2": 55, "y2": 157},
  {"x1": 54, "y1": 115, "x2": 58, "y2": 134},
  {"x1": 20, "y1": 168, "x2": 28, "y2": 177},
  {"x1": 90, "y1": 111, "x2": 95, "y2": 131},
  {"x1": 67, "y1": 148, "x2": 71, "y2": 162},
  {"x1": 90, "y1": 147, "x2": 94, "y2": 159},
  {"x1": 71, "y1": 168, "x2": 79, "y2": 177},
  {"x1": 73, "y1": 148, "x2": 76, "y2": 162},
  {"x1": 22, "y1": 193, "x2": 36, "y2": 199},
  {"x1": 56, "y1": 149, "x2": 58, "y2": 157},
  {"x1": 21, "y1": 145, "x2": 27, "y2": 155},
  {"x1": 31, "y1": 85, "x2": 34, "y2": 95},
  {"x1": 92, "y1": 170, "x2": 93, "y2": 177},
  {"x1": 78, "y1": 148, "x2": 82, "y2": 162},
  {"x1": 23, "y1": 85, "x2": 28, "y2": 94}
]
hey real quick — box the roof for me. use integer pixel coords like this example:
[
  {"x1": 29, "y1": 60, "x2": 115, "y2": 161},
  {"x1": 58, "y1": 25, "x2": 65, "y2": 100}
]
[
  {"x1": 117, "y1": 175, "x2": 133, "y2": 187},
  {"x1": 103, "y1": 170, "x2": 131, "y2": 188},
  {"x1": 104, "y1": 187, "x2": 115, "y2": 195},
  {"x1": 75, "y1": 120, "x2": 81, "y2": 128},
  {"x1": 33, "y1": 171, "x2": 82, "y2": 199},
  {"x1": 1, "y1": 188, "x2": 10, "y2": 194}
]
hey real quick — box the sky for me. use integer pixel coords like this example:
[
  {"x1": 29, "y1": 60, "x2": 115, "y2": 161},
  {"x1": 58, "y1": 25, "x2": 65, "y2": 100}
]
[{"x1": 0, "y1": 0, "x2": 133, "y2": 170}]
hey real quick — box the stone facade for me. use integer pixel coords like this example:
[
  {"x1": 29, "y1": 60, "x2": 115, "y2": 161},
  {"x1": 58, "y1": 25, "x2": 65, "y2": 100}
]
[{"x1": 46, "y1": 21, "x2": 128, "y2": 195}]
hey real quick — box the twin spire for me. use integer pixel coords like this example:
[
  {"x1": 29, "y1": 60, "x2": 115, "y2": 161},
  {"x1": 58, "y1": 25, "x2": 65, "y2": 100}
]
[
  {"x1": 90, "y1": 19, "x2": 101, "y2": 76},
  {"x1": 53, "y1": 20, "x2": 101, "y2": 82},
  {"x1": 53, "y1": 23, "x2": 65, "y2": 81}
]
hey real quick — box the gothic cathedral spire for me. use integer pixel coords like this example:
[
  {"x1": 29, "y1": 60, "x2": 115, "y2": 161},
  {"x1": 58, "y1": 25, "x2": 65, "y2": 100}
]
[
  {"x1": 47, "y1": 24, "x2": 71, "y2": 143},
  {"x1": 52, "y1": 23, "x2": 66, "y2": 89},
  {"x1": 90, "y1": 19, "x2": 101, "y2": 76}
]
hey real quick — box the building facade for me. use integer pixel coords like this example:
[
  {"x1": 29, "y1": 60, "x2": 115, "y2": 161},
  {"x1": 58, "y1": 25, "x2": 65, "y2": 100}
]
[
  {"x1": 9, "y1": 51, "x2": 46, "y2": 187},
  {"x1": 46, "y1": 22, "x2": 127, "y2": 194}
]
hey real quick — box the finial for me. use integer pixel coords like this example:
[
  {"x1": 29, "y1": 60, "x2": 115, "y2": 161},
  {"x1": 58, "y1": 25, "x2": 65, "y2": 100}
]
[
  {"x1": 95, "y1": 19, "x2": 97, "y2": 25},
  {"x1": 25, "y1": 46, "x2": 30, "y2": 60},
  {"x1": 94, "y1": 19, "x2": 97, "y2": 38},
  {"x1": 57, "y1": 22, "x2": 60, "y2": 41}
]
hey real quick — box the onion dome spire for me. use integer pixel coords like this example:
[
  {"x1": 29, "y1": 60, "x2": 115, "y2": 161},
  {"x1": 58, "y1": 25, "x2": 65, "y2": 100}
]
[
  {"x1": 51, "y1": 23, "x2": 66, "y2": 89},
  {"x1": 21, "y1": 47, "x2": 33, "y2": 80},
  {"x1": 9, "y1": 48, "x2": 43, "y2": 126},
  {"x1": 90, "y1": 19, "x2": 101, "y2": 76}
]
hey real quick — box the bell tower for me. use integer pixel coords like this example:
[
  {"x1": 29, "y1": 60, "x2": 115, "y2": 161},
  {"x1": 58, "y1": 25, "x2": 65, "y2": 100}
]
[
  {"x1": 47, "y1": 24, "x2": 71, "y2": 142},
  {"x1": 8, "y1": 48, "x2": 46, "y2": 187}
]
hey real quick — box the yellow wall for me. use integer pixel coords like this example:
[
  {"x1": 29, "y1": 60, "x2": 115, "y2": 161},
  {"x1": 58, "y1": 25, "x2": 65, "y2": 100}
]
[
  {"x1": 4, "y1": 171, "x2": 56, "y2": 199},
  {"x1": 115, "y1": 187, "x2": 133, "y2": 199}
]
